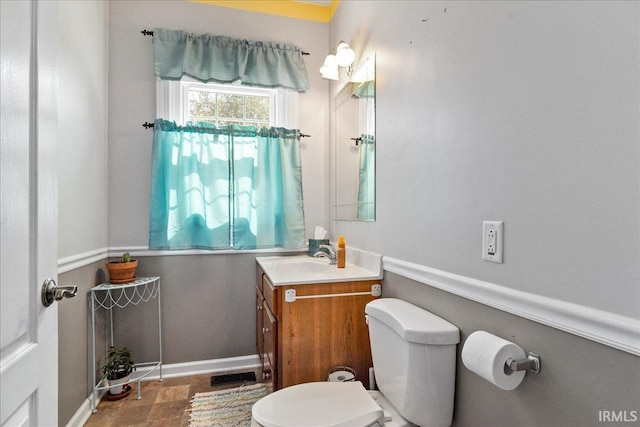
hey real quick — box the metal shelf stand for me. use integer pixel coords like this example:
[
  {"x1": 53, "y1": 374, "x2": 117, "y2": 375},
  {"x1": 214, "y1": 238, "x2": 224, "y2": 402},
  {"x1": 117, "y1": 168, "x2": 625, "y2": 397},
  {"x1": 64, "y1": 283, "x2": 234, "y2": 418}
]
[{"x1": 90, "y1": 277, "x2": 163, "y2": 412}]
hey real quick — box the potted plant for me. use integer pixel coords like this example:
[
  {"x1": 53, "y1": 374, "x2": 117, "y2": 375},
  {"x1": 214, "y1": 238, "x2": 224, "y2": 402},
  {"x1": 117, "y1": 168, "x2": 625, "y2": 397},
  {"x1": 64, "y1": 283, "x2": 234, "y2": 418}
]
[
  {"x1": 101, "y1": 346, "x2": 136, "y2": 400},
  {"x1": 106, "y1": 252, "x2": 138, "y2": 284}
]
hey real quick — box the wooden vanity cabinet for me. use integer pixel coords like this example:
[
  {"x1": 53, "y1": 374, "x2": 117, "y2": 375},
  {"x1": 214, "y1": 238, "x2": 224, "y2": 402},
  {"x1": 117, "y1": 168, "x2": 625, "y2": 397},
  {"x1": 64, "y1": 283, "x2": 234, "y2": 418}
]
[{"x1": 256, "y1": 263, "x2": 379, "y2": 390}]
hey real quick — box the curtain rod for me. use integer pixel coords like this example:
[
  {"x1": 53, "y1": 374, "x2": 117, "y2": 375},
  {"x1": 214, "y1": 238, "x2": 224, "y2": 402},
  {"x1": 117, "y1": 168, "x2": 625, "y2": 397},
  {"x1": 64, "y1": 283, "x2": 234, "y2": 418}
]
[
  {"x1": 142, "y1": 122, "x2": 310, "y2": 138},
  {"x1": 141, "y1": 29, "x2": 310, "y2": 55}
]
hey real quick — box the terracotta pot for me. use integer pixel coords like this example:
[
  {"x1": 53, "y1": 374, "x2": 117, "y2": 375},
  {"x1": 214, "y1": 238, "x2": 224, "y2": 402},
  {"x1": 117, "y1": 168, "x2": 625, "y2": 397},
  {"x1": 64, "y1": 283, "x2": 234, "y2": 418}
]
[{"x1": 106, "y1": 260, "x2": 138, "y2": 284}]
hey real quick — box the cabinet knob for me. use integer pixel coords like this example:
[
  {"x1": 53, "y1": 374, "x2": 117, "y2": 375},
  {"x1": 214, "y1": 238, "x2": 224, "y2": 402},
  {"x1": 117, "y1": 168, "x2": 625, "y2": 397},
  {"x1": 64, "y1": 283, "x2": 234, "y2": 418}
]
[
  {"x1": 263, "y1": 372, "x2": 271, "y2": 379},
  {"x1": 257, "y1": 305, "x2": 263, "y2": 310},
  {"x1": 262, "y1": 327, "x2": 270, "y2": 334}
]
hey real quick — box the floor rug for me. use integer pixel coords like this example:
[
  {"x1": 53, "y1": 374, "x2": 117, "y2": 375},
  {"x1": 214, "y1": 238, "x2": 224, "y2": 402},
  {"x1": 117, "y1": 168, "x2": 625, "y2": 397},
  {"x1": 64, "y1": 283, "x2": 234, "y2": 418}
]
[{"x1": 188, "y1": 383, "x2": 268, "y2": 427}]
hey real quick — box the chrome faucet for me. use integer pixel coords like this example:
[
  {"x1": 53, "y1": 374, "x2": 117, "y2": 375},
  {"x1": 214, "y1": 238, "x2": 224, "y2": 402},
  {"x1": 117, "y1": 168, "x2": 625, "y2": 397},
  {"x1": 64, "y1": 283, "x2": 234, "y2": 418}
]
[{"x1": 313, "y1": 244, "x2": 337, "y2": 265}]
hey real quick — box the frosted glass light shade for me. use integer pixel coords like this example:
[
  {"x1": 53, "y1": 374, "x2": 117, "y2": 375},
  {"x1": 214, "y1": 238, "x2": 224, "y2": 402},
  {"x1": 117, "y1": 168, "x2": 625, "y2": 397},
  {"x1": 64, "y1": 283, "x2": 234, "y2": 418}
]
[
  {"x1": 320, "y1": 54, "x2": 339, "y2": 80},
  {"x1": 335, "y1": 42, "x2": 355, "y2": 67},
  {"x1": 322, "y1": 54, "x2": 338, "y2": 68},
  {"x1": 320, "y1": 65, "x2": 339, "y2": 80}
]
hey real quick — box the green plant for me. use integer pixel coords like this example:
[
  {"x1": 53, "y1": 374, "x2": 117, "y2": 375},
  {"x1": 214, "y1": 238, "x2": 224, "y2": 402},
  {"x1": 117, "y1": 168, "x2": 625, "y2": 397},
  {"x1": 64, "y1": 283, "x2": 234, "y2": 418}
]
[
  {"x1": 121, "y1": 252, "x2": 131, "y2": 263},
  {"x1": 101, "y1": 346, "x2": 136, "y2": 380}
]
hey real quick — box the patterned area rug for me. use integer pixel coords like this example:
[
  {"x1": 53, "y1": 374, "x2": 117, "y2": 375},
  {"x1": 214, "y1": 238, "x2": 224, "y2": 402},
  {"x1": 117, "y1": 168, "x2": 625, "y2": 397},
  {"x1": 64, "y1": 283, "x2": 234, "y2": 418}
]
[{"x1": 188, "y1": 383, "x2": 268, "y2": 426}]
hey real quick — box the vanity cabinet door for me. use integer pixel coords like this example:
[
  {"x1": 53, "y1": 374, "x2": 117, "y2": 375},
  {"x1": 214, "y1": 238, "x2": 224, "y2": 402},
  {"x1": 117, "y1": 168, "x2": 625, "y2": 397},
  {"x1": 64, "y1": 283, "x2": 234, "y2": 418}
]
[
  {"x1": 279, "y1": 280, "x2": 378, "y2": 389},
  {"x1": 256, "y1": 265, "x2": 278, "y2": 389},
  {"x1": 256, "y1": 286, "x2": 264, "y2": 367},
  {"x1": 262, "y1": 304, "x2": 277, "y2": 390},
  {"x1": 257, "y1": 265, "x2": 265, "y2": 293},
  {"x1": 263, "y1": 275, "x2": 277, "y2": 316}
]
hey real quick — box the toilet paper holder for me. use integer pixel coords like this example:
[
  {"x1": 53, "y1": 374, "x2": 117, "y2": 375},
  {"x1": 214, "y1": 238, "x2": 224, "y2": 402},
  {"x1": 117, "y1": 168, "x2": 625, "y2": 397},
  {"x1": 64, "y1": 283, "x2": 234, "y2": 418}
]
[{"x1": 505, "y1": 352, "x2": 541, "y2": 374}]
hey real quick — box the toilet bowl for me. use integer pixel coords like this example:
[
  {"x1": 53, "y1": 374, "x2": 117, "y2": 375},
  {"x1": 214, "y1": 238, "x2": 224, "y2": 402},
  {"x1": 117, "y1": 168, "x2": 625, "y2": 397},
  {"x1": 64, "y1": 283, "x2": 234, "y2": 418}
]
[{"x1": 252, "y1": 298, "x2": 459, "y2": 427}]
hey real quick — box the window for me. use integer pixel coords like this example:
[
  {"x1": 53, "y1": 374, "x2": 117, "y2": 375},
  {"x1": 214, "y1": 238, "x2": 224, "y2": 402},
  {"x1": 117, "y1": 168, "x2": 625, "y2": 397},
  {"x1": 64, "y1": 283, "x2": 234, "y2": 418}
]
[
  {"x1": 156, "y1": 80, "x2": 298, "y2": 129},
  {"x1": 183, "y1": 82, "x2": 274, "y2": 127},
  {"x1": 150, "y1": 81, "x2": 305, "y2": 251}
]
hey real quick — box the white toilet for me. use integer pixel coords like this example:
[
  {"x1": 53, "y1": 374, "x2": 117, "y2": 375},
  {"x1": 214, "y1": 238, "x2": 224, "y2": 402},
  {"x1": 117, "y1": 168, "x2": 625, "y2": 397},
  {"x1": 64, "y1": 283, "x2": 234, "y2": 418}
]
[{"x1": 251, "y1": 298, "x2": 460, "y2": 427}]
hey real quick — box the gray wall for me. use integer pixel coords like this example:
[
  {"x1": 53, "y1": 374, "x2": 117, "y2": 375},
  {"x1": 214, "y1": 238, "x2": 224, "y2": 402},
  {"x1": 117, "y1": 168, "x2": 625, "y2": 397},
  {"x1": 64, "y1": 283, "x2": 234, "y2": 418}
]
[
  {"x1": 331, "y1": 1, "x2": 639, "y2": 319},
  {"x1": 112, "y1": 253, "x2": 294, "y2": 364},
  {"x1": 383, "y1": 272, "x2": 640, "y2": 427},
  {"x1": 328, "y1": 1, "x2": 640, "y2": 425}
]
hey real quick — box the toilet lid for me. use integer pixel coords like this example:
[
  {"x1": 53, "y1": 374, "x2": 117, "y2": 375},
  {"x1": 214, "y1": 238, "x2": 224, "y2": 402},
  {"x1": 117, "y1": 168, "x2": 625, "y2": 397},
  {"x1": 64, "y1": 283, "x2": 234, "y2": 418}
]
[{"x1": 252, "y1": 381, "x2": 384, "y2": 427}]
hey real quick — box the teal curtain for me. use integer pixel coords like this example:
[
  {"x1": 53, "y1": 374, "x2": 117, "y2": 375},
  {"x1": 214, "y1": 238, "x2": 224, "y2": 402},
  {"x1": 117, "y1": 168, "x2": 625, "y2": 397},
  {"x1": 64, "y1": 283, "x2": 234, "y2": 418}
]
[
  {"x1": 153, "y1": 28, "x2": 310, "y2": 92},
  {"x1": 357, "y1": 134, "x2": 375, "y2": 221},
  {"x1": 149, "y1": 119, "x2": 306, "y2": 250}
]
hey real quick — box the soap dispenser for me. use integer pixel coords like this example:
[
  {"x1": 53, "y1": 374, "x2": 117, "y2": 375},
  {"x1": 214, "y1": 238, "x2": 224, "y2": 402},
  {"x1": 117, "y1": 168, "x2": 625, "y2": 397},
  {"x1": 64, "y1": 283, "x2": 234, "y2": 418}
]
[{"x1": 337, "y1": 236, "x2": 346, "y2": 268}]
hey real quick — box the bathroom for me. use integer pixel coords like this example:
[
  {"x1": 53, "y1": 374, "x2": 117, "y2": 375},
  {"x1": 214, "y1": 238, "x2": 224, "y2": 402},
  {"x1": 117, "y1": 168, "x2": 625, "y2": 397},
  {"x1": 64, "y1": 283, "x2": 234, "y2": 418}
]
[{"x1": 2, "y1": 0, "x2": 637, "y2": 426}]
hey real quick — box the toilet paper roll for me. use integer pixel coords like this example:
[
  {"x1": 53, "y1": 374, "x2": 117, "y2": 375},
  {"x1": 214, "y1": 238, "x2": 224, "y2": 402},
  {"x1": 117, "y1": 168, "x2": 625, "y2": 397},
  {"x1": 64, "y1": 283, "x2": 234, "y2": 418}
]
[
  {"x1": 328, "y1": 370, "x2": 355, "y2": 382},
  {"x1": 461, "y1": 331, "x2": 527, "y2": 390}
]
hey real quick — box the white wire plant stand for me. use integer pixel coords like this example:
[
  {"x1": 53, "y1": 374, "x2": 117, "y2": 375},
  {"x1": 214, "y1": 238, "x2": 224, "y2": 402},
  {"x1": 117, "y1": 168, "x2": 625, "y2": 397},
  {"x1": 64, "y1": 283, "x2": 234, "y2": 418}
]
[{"x1": 90, "y1": 277, "x2": 163, "y2": 412}]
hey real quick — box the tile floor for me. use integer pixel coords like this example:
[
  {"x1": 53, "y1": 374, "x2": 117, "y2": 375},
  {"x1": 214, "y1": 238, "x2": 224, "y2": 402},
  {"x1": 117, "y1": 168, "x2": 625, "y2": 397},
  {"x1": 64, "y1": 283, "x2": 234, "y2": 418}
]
[{"x1": 83, "y1": 369, "x2": 263, "y2": 427}]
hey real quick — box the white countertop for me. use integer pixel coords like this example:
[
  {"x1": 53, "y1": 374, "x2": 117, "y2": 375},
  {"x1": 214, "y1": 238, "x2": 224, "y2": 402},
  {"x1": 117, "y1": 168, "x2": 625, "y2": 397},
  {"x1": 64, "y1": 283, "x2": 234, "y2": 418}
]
[{"x1": 257, "y1": 249, "x2": 383, "y2": 286}]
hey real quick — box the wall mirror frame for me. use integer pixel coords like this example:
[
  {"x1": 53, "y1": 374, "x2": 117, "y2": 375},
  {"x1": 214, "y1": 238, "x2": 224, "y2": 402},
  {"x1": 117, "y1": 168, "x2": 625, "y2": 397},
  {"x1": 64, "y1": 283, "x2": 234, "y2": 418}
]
[{"x1": 333, "y1": 52, "x2": 376, "y2": 221}]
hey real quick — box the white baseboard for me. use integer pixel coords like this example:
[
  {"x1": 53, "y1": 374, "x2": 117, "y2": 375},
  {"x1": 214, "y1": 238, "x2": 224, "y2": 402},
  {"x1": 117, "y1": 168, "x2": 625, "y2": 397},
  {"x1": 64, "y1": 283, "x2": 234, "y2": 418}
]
[
  {"x1": 65, "y1": 396, "x2": 94, "y2": 427},
  {"x1": 135, "y1": 354, "x2": 261, "y2": 380},
  {"x1": 382, "y1": 256, "x2": 640, "y2": 356},
  {"x1": 65, "y1": 354, "x2": 261, "y2": 427}
]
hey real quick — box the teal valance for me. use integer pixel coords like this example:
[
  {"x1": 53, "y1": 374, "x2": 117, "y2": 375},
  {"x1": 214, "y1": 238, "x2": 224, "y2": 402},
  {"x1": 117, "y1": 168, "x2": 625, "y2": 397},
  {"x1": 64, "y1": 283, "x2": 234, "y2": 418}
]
[{"x1": 153, "y1": 28, "x2": 310, "y2": 92}]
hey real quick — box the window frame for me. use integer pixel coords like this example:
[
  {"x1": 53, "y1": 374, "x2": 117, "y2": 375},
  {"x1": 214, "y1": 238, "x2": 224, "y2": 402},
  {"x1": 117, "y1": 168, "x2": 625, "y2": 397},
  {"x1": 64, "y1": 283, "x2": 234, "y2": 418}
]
[{"x1": 156, "y1": 79, "x2": 298, "y2": 129}]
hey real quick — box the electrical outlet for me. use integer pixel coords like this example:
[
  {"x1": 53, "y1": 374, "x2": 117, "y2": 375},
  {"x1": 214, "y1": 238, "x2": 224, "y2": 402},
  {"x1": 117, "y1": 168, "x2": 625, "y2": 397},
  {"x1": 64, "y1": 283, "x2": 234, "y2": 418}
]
[
  {"x1": 482, "y1": 221, "x2": 503, "y2": 263},
  {"x1": 285, "y1": 289, "x2": 296, "y2": 303}
]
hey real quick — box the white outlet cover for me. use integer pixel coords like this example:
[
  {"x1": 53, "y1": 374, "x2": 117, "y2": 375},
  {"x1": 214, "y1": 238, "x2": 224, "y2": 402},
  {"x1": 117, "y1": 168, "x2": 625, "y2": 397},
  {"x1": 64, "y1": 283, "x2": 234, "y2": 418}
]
[
  {"x1": 372, "y1": 284, "x2": 381, "y2": 297},
  {"x1": 482, "y1": 221, "x2": 504, "y2": 263},
  {"x1": 285, "y1": 289, "x2": 296, "y2": 302}
]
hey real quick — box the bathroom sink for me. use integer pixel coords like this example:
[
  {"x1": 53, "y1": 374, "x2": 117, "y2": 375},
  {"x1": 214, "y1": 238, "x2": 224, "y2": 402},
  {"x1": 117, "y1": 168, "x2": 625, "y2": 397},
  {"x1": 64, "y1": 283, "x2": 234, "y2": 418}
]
[
  {"x1": 256, "y1": 252, "x2": 382, "y2": 286},
  {"x1": 275, "y1": 258, "x2": 336, "y2": 272}
]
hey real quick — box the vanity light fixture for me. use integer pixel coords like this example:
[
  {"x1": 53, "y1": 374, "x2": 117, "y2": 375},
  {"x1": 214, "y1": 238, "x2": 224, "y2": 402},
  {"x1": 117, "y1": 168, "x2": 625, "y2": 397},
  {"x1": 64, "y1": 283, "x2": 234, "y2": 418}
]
[{"x1": 320, "y1": 41, "x2": 355, "y2": 80}]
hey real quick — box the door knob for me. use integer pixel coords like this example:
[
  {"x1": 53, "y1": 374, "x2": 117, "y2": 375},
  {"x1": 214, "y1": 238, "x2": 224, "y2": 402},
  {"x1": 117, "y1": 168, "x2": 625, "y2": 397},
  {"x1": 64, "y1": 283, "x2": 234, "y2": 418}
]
[{"x1": 41, "y1": 278, "x2": 77, "y2": 307}]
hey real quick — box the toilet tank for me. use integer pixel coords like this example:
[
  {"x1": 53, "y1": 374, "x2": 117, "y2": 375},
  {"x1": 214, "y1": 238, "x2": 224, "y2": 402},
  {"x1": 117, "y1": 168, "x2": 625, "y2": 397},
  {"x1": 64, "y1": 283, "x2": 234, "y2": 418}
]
[{"x1": 365, "y1": 299, "x2": 460, "y2": 427}]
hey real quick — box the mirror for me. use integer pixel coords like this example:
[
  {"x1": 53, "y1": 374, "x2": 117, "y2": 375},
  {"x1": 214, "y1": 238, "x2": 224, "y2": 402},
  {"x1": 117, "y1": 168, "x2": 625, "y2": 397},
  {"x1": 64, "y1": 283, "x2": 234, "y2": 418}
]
[{"x1": 333, "y1": 53, "x2": 375, "y2": 221}]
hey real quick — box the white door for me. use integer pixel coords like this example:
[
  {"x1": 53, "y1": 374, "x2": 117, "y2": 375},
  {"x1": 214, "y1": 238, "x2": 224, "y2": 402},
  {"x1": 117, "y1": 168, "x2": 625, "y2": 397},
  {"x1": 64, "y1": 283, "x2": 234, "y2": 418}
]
[{"x1": 1, "y1": 1, "x2": 59, "y2": 425}]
